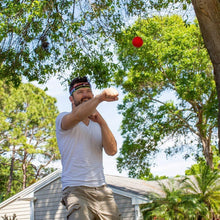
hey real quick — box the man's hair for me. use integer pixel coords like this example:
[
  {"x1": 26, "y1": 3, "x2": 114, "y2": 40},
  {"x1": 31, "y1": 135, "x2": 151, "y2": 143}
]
[{"x1": 69, "y1": 76, "x2": 91, "y2": 95}]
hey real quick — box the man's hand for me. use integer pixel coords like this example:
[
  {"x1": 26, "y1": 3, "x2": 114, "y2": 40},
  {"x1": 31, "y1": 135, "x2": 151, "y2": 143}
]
[
  {"x1": 88, "y1": 110, "x2": 104, "y2": 125},
  {"x1": 96, "y1": 88, "x2": 119, "y2": 102}
]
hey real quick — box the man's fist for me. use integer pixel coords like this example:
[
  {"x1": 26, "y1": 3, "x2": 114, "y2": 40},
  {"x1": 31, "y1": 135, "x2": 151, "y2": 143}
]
[{"x1": 97, "y1": 88, "x2": 119, "y2": 102}]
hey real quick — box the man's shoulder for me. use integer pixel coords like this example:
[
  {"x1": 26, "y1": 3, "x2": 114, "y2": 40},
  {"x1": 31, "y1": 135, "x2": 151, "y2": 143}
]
[
  {"x1": 56, "y1": 112, "x2": 70, "y2": 125},
  {"x1": 56, "y1": 112, "x2": 72, "y2": 132},
  {"x1": 57, "y1": 112, "x2": 70, "y2": 119}
]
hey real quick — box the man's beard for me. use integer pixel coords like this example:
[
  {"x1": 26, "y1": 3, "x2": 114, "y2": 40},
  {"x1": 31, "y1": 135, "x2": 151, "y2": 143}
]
[{"x1": 74, "y1": 97, "x2": 91, "y2": 106}]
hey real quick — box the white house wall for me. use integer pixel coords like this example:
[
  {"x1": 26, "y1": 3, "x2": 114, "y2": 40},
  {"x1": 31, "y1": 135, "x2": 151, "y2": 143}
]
[
  {"x1": 0, "y1": 199, "x2": 30, "y2": 220},
  {"x1": 34, "y1": 178, "x2": 67, "y2": 220},
  {"x1": 113, "y1": 193, "x2": 135, "y2": 220}
]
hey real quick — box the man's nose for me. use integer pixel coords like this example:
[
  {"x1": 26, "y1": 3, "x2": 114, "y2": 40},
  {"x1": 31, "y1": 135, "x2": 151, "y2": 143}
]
[{"x1": 82, "y1": 91, "x2": 90, "y2": 97}]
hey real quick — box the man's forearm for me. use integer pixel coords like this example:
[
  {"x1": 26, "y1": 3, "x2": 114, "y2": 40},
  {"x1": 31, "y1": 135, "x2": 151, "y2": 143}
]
[
  {"x1": 62, "y1": 88, "x2": 119, "y2": 130},
  {"x1": 62, "y1": 96, "x2": 102, "y2": 130},
  {"x1": 73, "y1": 96, "x2": 101, "y2": 121},
  {"x1": 100, "y1": 122, "x2": 117, "y2": 156}
]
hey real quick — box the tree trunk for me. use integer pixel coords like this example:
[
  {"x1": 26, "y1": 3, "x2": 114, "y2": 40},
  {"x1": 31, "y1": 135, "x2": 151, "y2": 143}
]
[
  {"x1": 201, "y1": 138, "x2": 213, "y2": 169},
  {"x1": 35, "y1": 154, "x2": 55, "y2": 178},
  {"x1": 7, "y1": 145, "x2": 15, "y2": 195},
  {"x1": 191, "y1": 0, "x2": 220, "y2": 153},
  {"x1": 22, "y1": 151, "x2": 27, "y2": 190}
]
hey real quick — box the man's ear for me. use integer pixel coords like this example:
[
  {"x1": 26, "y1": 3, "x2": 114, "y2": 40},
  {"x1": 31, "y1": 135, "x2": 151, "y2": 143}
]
[
  {"x1": 69, "y1": 96, "x2": 75, "y2": 104},
  {"x1": 69, "y1": 95, "x2": 73, "y2": 101}
]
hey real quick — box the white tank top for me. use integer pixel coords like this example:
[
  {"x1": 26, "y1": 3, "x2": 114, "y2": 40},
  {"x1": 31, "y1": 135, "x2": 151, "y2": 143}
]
[{"x1": 56, "y1": 112, "x2": 106, "y2": 190}]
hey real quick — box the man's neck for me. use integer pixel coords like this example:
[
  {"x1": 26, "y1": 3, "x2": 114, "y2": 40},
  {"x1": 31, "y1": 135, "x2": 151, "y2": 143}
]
[{"x1": 82, "y1": 118, "x2": 90, "y2": 126}]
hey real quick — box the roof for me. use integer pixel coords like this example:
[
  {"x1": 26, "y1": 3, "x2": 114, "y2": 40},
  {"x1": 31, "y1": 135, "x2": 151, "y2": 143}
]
[
  {"x1": 105, "y1": 175, "x2": 164, "y2": 197},
  {"x1": 105, "y1": 175, "x2": 165, "y2": 205},
  {"x1": 0, "y1": 169, "x2": 164, "y2": 208},
  {"x1": 0, "y1": 169, "x2": 61, "y2": 209}
]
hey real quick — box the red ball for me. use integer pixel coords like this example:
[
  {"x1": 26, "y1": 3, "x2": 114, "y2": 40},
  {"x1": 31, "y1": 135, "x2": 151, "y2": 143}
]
[{"x1": 132, "y1": 36, "x2": 143, "y2": 48}]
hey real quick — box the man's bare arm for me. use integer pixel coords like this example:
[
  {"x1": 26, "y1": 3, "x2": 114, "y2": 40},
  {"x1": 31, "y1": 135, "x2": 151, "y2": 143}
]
[
  {"x1": 89, "y1": 111, "x2": 117, "y2": 156},
  {"x1": 61, "y1": 88, "x2": 118, "y2": 130}
]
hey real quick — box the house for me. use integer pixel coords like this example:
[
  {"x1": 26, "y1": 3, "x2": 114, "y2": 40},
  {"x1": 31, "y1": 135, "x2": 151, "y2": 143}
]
[{"x1": 0, "y1": 169, "x2": 164, "y2": 220}]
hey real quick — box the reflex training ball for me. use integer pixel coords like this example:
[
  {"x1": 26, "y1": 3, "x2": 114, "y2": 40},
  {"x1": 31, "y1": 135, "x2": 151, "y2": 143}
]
[{"x1": 132, "y1": 36, "x2": 143, "y2": 48}]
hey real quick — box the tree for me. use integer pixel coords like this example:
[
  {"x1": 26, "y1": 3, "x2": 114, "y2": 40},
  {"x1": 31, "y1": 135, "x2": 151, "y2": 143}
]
[
  {"x1": 191, "y1": 0, "x2": 220, "y2": 153},
  {"x1": 0, "y1": 0, "x2": 123, "y2": 87},
  {"x1": 0, "y1": 81, "x2": 60, "y2": 198},
  {"x1": 1, "y1": 0, "x2": 220, "y2": 148},
  {"x1": 141, "y1": 179, "x2": 208, "y2": 219},
  {"x1": 0, "y1": 0, "x2": 197, "y2": 88},
  {"x1": 183, "y1": 165, "x2": 220, "y2": 219},
  {"x1": 115, "y1": 15, "x2": 217, "y2": 178},
  {"x1": 141, "y1": 165, "x2": 220, "y2": 219},
  {"x1": 0, "y1": 156, "x2": 27, "y2": 201},
  {"x1": 185, "y1": 146, "x2": 220, "y2": 175}
]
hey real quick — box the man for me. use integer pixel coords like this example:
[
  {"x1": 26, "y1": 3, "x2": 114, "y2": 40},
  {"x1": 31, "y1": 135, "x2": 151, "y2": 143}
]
[{"x1": 56, "y1": 76, "x2": 121, "y2": 220}]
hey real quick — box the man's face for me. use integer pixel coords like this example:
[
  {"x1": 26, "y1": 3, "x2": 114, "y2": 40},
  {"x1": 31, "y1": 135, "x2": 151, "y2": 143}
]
[{"x1": 72, "y1": 87, "x2": 93, "y2": 106}]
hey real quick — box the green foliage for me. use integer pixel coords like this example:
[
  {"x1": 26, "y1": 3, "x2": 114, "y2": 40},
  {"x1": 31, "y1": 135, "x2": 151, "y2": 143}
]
[
  {"x1": 0, "y1": 80, "x2": 60, "y2": 200},
  {"x1": 185, "y1": 146, "x2": 220, "y2": 175},
  {"x1": 141, "y1": 165, "x2": 220, "y2": 219},
  {"x1": 0, "y1": 156, "x2": 24, "y2": 201},
  {"x1": 183, "y1": 165, "x2": 220, "y2": 218},
  {"x1": 116, "y1": 15, "x2": 217, "y2": 178},
  {"x1": 0, "y1": 0, "x2": 193, "y2": 87},
  {"x1": 0, "y1": 0, "x2": 121, "y2": 87},
  {"x1": 142, "y1": 179, "x2": 208, "y2": 220}
]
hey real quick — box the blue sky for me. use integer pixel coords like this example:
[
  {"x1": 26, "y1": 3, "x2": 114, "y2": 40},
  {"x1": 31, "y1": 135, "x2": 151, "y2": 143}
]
[{"x1": 32, "y1": 77, "x2": 195, "y2": 177}]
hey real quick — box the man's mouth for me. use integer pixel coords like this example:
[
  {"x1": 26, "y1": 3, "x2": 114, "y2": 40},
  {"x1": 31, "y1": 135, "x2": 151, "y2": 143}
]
[{"x1": 81, "y1": 98, "x2": 90, "y2": 103}]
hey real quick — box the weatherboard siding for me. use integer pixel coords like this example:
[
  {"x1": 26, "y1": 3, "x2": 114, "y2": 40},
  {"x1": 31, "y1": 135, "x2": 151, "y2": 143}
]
[
  {"x1": 114, "y1": 193, "x2": 135, "y2": 220},
  {"x1": 34, "y1": 178, "x2": 67, "y2": 220},
  {"x1": 0, "y1": 199, "x2": 30, "y2": 220}
]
